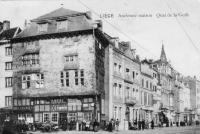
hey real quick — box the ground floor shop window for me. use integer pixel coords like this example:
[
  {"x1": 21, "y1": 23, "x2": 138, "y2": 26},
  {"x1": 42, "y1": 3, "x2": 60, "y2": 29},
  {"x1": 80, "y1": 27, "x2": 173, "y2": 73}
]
[
  {"x1": 35, "y1": 113, "x2": 43, "y2": 122},
  {"x1": 18, "y1": 114, "x2": 26, "y2": 120},
  {"x1": 43, "y1": 113, "x2": 50, "y2": 122},
  {"x1": 52, "y1": 113, "x2": 58, "y2": 122},
  {"x1": 68, "y1": 113, "x2": 77, "y2": 121},
  {"x1": 83, "y1": 112, "x2": 93, "y2": 121}
]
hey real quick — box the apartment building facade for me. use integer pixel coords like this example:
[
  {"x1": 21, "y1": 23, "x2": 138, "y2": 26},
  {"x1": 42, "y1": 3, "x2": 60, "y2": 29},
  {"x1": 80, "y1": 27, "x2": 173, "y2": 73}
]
[
  {"x1": 0, "y1": 20, "x2": 21, "y2": 109},
  {"x1": 153, "y1": 45, "x2": 176, "y2": 126},
  {"x1": 140, "y1": 60, "x2": 156, "y2": 123},
  {"x1": 104, "y1": 38, "x2": 141, "y2": 130}
]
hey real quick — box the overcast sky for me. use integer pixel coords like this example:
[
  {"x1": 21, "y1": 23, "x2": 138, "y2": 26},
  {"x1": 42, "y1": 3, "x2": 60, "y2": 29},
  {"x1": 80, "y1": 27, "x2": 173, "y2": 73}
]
[{"x1": 1, "y1": 0, "x2": 200, "y2": 78}]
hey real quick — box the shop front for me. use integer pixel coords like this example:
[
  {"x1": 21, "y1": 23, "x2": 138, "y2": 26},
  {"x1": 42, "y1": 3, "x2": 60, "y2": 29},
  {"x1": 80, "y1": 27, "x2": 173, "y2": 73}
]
[{"x1": 13, "y1": 96, "x2": 100, "y2": 130}]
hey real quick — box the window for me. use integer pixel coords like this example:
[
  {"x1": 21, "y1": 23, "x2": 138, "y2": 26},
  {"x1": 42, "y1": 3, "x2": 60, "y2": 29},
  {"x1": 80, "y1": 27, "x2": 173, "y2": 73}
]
[
  {"x1": 5, "y1": 62, "x2": 12, "y2": 70},
  {"x1": 119, "y1": 84, "x2": 122, "y2": 98},
  {"x1": 133, "y1": 71, "x2": 135, "y2": 79},
  {"x1": 35, "y1": 74, "x2": 44, "y2": 88},
  {"x1": 57, "y1": 20, "x2": 68, "y2": 30},
  {"x1": 75, "y1": 70, "x2": 78, "y2": 85},
  {"x1": 126, "y1": 87, "x2": 130, "y2": 98},
  {"x1": 114, "y1": 63, "x2": 117, "y2": 72},
  {"x1": 5, "y1": 47, "x2": 12, "y2": 56},
  {"x1": 118, "y1": 65, "x2": 121, "y2": 73},
  {"x1": 43, "y1": 113, "x2": 50, "y2": 122},
  {"x1": 65, "y1": 55, "x2": 78, "y2": 63},
  {"x1": 5, "y1": 96, "x2": 12, "y2": 107},
  {"x1": 146, "y1": 81, "x2": 149, "y2": 88},
  {"x1": 144, "y1": 92, "x2": 147, "y2": 105},
  {"x1": 113, "y1": 83, "x2": 117, "y2": 96},
  {"x1": 22, "y1": 75, "x2": 30, "y2": 89},
  {"x1": 52, "y1": 113, "x2": 58, "y2": 122},
  {"x1": 22, "y1": 53, "x2": 39, "y2": 66},
  {"x1": 126, "y1": 68, "x2": 129, "y2": 73},
  {"x1": 38, "y1": 23, "x2": 48, "y2": 32},
  {"x1": 22, "y1": 74, "x2": 44, "y2": 89},
  {"x1": 114, "y1": 106, "x2": 117, "y2": 119},
  {"x1": 80, "y1": 70, "x2": 84, "y2": 85},
  {"x1": 5, "y1": 77, "x2": 12, "y2": 87},
  {"x1": 75, "y1": 70, "x2": 78, "y2": 77},
  {"x1": 142, "y1": 79, "x2": 144, "y2": 87},
  {"x1": 81, "y1": 70, "x2": 84, "y2": 77},
  {"x1": 119, "y1": 107, "x2": 122, "y2": 121},
  {"x1": 150, "y1": 83, "x2": 152, "y2": 90},
  {"x1": 60, "y1": 71, "x2": 69, "y2": 87},
  {"x1": 141, "y1": 91, "x2": 144, "y2": 105}
]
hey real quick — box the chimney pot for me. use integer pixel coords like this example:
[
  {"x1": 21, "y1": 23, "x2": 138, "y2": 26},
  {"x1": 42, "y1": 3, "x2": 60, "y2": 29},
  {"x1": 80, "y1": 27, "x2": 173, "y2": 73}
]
[{"x1": 3, "y1": 20, "x2": 10, "y2": 31}]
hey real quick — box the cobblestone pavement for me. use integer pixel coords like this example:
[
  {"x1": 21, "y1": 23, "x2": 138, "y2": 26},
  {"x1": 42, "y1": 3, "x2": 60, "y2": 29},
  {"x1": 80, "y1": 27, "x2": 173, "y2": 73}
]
[{"x1": 29, "y1": 126, "x2": 200, "y2": 134}]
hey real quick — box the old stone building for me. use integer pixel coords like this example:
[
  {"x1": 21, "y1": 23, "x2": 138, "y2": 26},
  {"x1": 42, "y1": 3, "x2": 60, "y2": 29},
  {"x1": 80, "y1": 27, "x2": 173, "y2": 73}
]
[
  {"x1": 0, "y1": 20, "x2": 21, "y2": 108},
  {"x1": 11, "y1": 8, "x2": 109, "y2": 126}
]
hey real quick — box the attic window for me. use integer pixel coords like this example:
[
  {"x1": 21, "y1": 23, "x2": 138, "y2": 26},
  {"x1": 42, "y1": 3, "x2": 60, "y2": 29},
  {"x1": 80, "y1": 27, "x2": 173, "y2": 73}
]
[
  {"x1": 57, "y1": 20, "x2": 68, "y2": 30},
  {"x1": 38, "y1": 23, "x2": 48, "y2": 32}
]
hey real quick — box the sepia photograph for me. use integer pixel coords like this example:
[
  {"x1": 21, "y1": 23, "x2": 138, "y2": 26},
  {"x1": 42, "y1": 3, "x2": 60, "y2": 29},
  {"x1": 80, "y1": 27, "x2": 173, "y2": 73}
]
[{"x1": 0, "y1": 0, "x2": 200, "y2": 133}]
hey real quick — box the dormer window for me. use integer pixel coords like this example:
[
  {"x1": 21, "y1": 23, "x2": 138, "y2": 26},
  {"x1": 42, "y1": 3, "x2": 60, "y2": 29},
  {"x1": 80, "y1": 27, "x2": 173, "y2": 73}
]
[
  {"x1": 57, "y1": 20, "x2": 68, "y2": 30},
  {"x1": 38, "y1": 23, "x2": 48, "y2": 32}
]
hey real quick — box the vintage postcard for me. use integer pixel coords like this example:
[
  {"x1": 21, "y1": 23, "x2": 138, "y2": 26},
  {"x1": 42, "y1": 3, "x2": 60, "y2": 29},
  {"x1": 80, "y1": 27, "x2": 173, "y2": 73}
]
[{"x1": 0, "y1": 0, "x2": 200, "y2": 133}]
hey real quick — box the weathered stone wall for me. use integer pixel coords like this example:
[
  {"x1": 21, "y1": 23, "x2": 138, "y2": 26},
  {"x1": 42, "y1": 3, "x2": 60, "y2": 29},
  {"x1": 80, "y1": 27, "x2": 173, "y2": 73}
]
[{"x1": 13, "y1": 34, "x2": 96, "y2": 98}]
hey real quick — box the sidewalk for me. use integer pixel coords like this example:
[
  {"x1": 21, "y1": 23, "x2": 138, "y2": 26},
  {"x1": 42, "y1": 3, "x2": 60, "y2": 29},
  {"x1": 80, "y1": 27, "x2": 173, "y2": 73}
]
[{"x1": 27, "y1": 125, "x2": 200, "y2": 134}]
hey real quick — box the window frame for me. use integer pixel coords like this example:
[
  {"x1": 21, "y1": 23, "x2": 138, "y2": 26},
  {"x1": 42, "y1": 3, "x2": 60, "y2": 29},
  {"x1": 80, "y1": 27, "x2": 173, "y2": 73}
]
[
  {"x1": 5, "y1": 77, "x2": 12, "y2": 87},
  {"x1": 5, "y1": 47, "x2": 13, "y2": 56},
  {"x1": 5, "y1": 62, "x2": 12, "y2": 70}
]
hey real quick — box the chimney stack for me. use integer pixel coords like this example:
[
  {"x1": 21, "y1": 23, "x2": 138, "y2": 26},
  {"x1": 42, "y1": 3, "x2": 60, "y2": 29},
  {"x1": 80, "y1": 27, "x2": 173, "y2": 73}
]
[
  {"x1": 95, "y1": 20, "x2": 103, "y2": 31},
  {"x1": 111, "y1": 37, "x2": 119, "y2": 48},
  {"x1": 3, "y1": 20, "x2": 10, "y2": 31}
]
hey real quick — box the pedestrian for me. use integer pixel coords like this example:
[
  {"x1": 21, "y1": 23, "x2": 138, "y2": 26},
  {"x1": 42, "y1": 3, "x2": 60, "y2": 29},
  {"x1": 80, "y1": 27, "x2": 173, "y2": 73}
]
[
  {"x1": 115, "y1": 119, "x2": 119, "y2": 131},
  {"x1": 138, "y1": 120, "x2": 141, "y2": 130},
  {"x1": 142, "y1": 119, "x2": 145, "y2": 130},
  {"x1": 151, "y1": 120, "x2": 154, "y2": 129},
  {"x1": 93, "y1": 119, "x2": 98, "y2": 132},
  {"x1": 108, "y1": 119, "x2": 113, "y2": 132},
  {"x1": 86, "y1": 121, "x2": 90, "y2": 131}
]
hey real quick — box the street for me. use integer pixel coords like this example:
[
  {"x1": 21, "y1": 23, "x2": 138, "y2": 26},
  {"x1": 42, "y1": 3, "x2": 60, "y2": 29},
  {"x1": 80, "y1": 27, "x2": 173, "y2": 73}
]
[{"x1": 29, "y1": 126, "x2": 200, "y2": 134}]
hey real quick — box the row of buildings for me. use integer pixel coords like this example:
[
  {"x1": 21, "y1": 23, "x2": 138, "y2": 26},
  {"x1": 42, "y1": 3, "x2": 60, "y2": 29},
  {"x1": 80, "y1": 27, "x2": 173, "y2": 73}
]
[{"x1": 0, "y1": 8, "x2": 200, "y2": 130}]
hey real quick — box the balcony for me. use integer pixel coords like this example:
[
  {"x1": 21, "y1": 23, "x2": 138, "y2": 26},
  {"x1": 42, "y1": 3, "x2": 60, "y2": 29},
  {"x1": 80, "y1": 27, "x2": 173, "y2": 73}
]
[
  {"x1": 125, "y1": 97, "x2": 137, "y2": 106},
  {"x1": 124, "y1": 75, "x2": 133, "y2": 84}
]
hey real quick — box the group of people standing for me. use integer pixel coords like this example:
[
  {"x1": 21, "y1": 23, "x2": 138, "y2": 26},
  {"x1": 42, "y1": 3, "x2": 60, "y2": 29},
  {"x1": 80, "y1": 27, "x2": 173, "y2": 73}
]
[
  {"x1": 107, "y1": 119, "x2": 120, "y2": 132},
  {"x1": 137, "y1": 119, "x2": 154, "y2": 130},
  {"x1": 106, "y1": 119, "x2": 155, "y2": 132}
]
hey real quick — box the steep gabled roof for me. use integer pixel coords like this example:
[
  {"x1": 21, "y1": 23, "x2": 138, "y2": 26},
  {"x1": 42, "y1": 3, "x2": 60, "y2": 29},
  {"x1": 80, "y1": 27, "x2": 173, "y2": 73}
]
[
  {"x1": 14, "y1": 8, "x2": 93, "y2": 40},
  {"x1": 0, "y1": 27, "x2": 21, "y2": 41},
  {"x1": 32, "y1": 7, "x2": 83, "y2": 21}
]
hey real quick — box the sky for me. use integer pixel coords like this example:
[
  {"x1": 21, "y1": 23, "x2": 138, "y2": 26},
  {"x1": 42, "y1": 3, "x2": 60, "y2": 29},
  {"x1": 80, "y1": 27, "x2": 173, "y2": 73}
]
[{"x1": 0, "y1": 0, "x2": 200, "y2": 78}]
